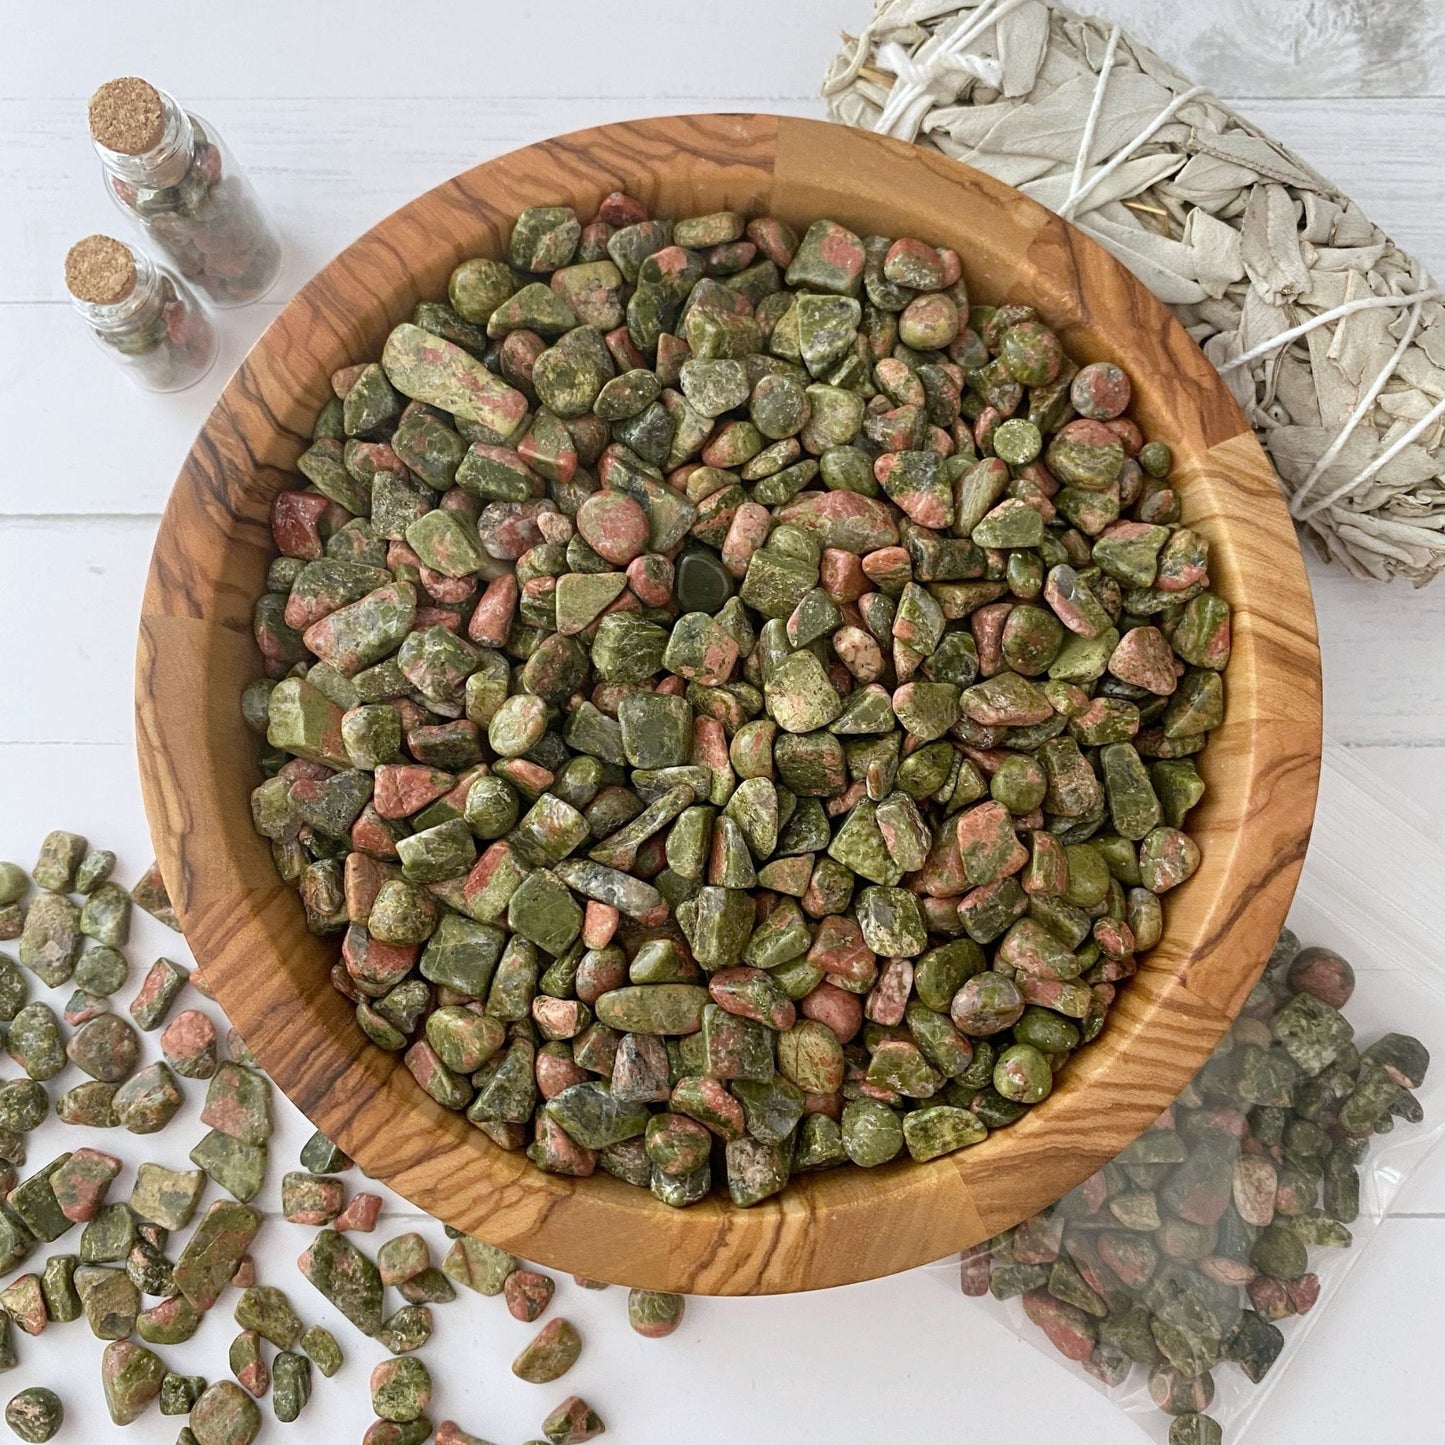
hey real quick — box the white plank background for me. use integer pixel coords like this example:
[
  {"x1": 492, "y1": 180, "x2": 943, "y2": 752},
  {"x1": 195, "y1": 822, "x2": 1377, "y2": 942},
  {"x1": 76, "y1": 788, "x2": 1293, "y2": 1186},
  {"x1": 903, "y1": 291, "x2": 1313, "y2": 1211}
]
[{"x1": 1, "y1": 1, "x2": 1444, "y2": 1441}]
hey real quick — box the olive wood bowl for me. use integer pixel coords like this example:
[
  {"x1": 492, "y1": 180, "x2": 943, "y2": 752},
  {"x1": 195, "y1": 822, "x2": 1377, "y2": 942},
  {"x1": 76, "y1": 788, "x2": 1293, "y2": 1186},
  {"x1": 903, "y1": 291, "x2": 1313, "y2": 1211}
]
[{"x1": 137, "y1": 114, "x2": 1322, "y2": 1295}]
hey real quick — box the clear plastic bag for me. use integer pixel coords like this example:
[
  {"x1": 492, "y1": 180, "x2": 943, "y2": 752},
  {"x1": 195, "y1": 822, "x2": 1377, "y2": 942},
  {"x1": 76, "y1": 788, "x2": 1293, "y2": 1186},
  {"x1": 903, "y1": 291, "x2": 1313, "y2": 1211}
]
[{"x1": 949, "y1": 746, "x2": 1445, "y2": 1443}]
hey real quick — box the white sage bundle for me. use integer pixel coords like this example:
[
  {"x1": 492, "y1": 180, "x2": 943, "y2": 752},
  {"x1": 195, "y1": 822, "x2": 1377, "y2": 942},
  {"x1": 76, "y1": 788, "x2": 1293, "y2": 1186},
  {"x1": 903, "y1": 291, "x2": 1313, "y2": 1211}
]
[{"x1": 823, "y1": 0, "x2": 1445, "y2": 584}]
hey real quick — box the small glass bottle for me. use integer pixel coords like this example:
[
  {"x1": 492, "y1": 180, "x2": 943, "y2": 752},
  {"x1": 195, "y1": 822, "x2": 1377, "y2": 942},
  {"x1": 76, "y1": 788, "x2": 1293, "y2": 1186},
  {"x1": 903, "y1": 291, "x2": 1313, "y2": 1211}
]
[
  {"x1": 64, "y1": 234, "x2": 217, "y2": 392},
  {"x1": 89, "y1": 76, "x2": 282, "y2": 308}
]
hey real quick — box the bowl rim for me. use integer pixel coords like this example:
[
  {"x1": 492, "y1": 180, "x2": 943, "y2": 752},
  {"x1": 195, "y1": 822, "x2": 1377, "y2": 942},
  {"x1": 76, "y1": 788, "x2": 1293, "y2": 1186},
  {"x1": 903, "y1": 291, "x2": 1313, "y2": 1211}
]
[{"x1": 137, "y1": 112, "x2": 1322, "y2": 1295}]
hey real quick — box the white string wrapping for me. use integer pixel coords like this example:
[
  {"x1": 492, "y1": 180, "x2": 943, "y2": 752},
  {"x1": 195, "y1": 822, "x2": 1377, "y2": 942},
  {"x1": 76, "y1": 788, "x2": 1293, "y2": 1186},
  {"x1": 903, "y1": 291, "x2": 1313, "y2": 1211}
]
[{"x1": 824, "y1": 0, "x2": 1445, "y2": 585}]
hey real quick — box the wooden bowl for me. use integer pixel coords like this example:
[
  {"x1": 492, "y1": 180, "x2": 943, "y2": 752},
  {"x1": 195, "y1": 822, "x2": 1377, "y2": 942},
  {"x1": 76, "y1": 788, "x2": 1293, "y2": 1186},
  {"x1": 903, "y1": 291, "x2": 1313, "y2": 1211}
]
[{"x1": 137, "y1": 114, "x2": 1321, "y2": 1295}]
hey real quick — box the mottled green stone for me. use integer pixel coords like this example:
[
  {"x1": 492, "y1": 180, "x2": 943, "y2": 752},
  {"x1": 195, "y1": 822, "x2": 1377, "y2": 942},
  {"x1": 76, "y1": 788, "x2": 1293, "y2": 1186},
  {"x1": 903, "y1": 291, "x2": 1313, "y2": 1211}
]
[
  {"x1": 172, "y1": 1202, "x2": 262, "y2": 1312},
  {"x1": 297, "y1": 1229, "x2": 383, "y2": 1336},
  {"x1": 855, "y1": 886, "x2": 927, "y2": 957},
  {"x1": 441, "y1": 1236, "x2": 516, "y2": 1296},
  {"x1": 18, "y1": 897, "x2": 80, "y2": 988},
  {"x1": 840, "y1": 1099, "x2": 904, "y2": 1167},
  {"x1": 903, "y1": 1105, "x2": 988, "y2": 1160},
  {"x1": 234, "y1": 1284, "x2": 302, "y2": 1350},
  {"x1": 101, "y1": 1339, "x2": 167, "y2": 1425},
  {"x1": 507, "y1": 870, "x2": 583, "y2": 956},
  {"x1": 77, "y1": 1265, "x2": 139, "y2": 1340}
]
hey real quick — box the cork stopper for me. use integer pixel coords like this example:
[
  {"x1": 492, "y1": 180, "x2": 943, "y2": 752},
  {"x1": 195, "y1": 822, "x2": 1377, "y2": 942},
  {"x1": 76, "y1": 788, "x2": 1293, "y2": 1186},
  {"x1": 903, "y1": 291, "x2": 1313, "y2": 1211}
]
[
  {"x1": 88, "y1": 77, "x2": 165, "y2": 154},
  {"x1": 64, "y1": 235, "x2": 137, "y2": 305}
]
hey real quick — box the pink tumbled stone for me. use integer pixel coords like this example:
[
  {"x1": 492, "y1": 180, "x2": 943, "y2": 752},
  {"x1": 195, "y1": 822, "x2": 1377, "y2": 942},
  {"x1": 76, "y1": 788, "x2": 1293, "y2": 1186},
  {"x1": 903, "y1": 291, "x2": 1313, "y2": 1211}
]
[{"x1": 333, "y1": 1192, "x2": 382, "y2": 1233}]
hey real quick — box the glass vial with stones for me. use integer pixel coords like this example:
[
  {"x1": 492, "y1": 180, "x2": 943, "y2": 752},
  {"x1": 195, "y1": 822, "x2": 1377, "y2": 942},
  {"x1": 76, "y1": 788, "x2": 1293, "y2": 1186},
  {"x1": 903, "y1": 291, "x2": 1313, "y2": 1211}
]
[
  {"x1": 89, "y1": 76, "x2": 282, "y2": 308},
  {"x1": 64, "y1": 234, "x2": 216, "y2": 392}
]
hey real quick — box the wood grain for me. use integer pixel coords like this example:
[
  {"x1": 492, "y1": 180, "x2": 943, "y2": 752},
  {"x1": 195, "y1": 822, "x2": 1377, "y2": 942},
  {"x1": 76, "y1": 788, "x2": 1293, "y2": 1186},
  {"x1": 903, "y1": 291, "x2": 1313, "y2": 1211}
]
[{"x1": 136, "y1": 114, "x2": 1322, "y2": 1295}]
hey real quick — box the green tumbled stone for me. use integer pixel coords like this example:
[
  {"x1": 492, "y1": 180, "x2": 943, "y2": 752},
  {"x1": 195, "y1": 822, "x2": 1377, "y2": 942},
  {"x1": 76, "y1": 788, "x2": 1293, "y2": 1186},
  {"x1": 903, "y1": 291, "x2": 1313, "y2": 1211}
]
[
  {"x1": 1164, "y1": 669, "x2": 1225, "y2": 738},
  {"x1": 711, "y1": 817, "x2": 757, "y2": 888},
  {"x1": 855, "y1": 886, "x2": 926, "y2": 957},
  {"x1": 633, "y1": 766, "x2": 712, "y2": 806},
  {"x1": 79, "y1": 882, "x2": 132, "y2": 948},
  {"x1": 738, "y1": 901, "x2": 808, "y2": 969},
  {"x1": 101, "y1": 1339, "x2": 167, "y2": 1425},
  {"x1": 135, "y1": 1293, "x2": 202, "y2": 1346},
  {"x1": 190, "y1": 1131, "x2": 268, "y2": 1203},
  {"x1": 594, "y1": 986, "x2": 709, "y2": 1036},
  {"x1": 993, "y1": 418, "x2": 1043, "y2": 466},
  {"x1": 893, "y1": 682, "x2": 960, "y2": 741},
  {"x1": 487, "y1": 281, "x2": 579, "y2": 339},
  {"x1": 785, "y1": 220, "x2": 865, "y2": 297},
  {"x1": 1272, "y1": 992, "x2": 1353, "y2": 1077},
  {"x1": 724, "y1": 777, "x2": 779, "y2": 859},
  {"x1": 554, "y1": 573, "x2": 626, "y2": 635},
  {"x1": 201, "y1": 1063, "x2": 273, "y2": 1146},
  {"x1": 393, "y1": 408, "x2": 467, "y2": 486},
  {"x1": 534, "y1": 334, "x2": 611, "y2": 417},
  {"x1": 77, "y1": 1200, "x2": 137, "y2": 1265},
  {"x1": 11, "y1": 1157, "x2": 70, "y2": 1243},
  {"x1": 740, "y1": 549, "x2": 818, "y2": 621},
  {"x1": 77, "y1": 1265, "x2": 140, "y2": 1340},
  {"x1": 895, "y1": 741, "x2": 956, "y2": 800},
  {"x1": 906, "y1": 1001, "x2": 976, "y2": 1078},
  {"x1": 405, "y1": 510, "x2": 484, "y2": 577},
  {"x1": 55, "y1": 1080, "x2": 117, "y2": 1128},
  {"x1": 787, "y1": 588, "x2": 842, "y2": 649},
  {"x1": 731, "y1": 1075, "x2": 805, "y2": 1144},
  {"x1": 903, "y1": 1105, "x2": 987, "y2": 1160},
  {"x1": 840, "y1": 1098, "x2": 904, "y2": 1167},
  {"x1": 877, "y1": 450, "x2": 951, "y2": 527},
  {"x1": 300, "y1": 1323, "x2": 344, "y2": 1377},
  {"x1": 961, "y1": 672, "x2": 1054, "y2": 727},
  {"x1": 701, "y1": 1004, "x2": 774, "y2": 1083},
  {"x1": 664, "y1": 612, "x2": 740, "y2": 685},
  {"x1": 419, "y1": 915, "x2": 506, "y2": 996},
  {"x1": 1046, "y1": 431, "x2": 1125, "y2": 489},
  {"x1": 397, "y1": 818, "x2": 477, "y2": 884},
  {"x1": 235, "y1": 1283, "x2": 303, "y2": 1349},
  {"x1": 273, "y1": 1351, "x2": 313, "y2": 1422},
  {"x1": 545, "y1": 1083, "x2": 650, "y2": 1149},
  {"x1": 677, "y1": 886, "x2": 754, "y2": 970},
  {"x1": 39, "y1": 1254, "x2": 80, "y2": 1323},
  {"x1": 765, "y1": 650, "x2": 841, "y2": 733},
  {"x1": 725, "y1": 1137, "x2": 790, "y2": 1206},
  {"x1": 440, "y1": 1236, "x2": 516, "y2": 1295},
  {"x1": 5, "y1": 1003, "x2": 62, "y2": 1082},
  {"x1": 1171, "y1": 592, "x2": 1232, "y2": 671},
  {"x1": 32, "y1": 830, "x2": 86, "y2": 892},
  {"x1": 507, "y1": 870, "x2": 583, "y2": 956},
  {"x1": 796, "y1": 293, "x2": 861, "y2": 376},
  {"x1": 384, "y1": 323, "x2": 531, "y2": 439},
  {"x1": 297, "y1": 1229, "x2": 384, "y2": 1336},
  {"x1": 0, "y1": 954, "x2": 28, "y2": 1022},
  {"x1": 190, "y1": 1381, "x2": 262, "y2": 1445},
  {"x1": 1095, "y1": 523, "x2": 1169, "y2": 587},
  {"x1": 868, "y1": 1039, "x2": 942, "y2": 1098},
  {"x1": 594, "y1": 367, "x2": 661, "y2": 420},
  {"x1": 972, "y1": 498, "x2": 1045, "y2": 549},
  {"x1": 794, "y1": 1113, "x2": 848, "y2": 1170},
  {"x1": 618, "y1": 692, "x2": 693, "y2": 769},
  {"x1": 159, "y1": 1370, "x2": 205, "y2": 1417},
  {"x1": 665, "y1": 805, "x2": 715, "y2": 882},
  {"x1": 773, "y1": 733, "x2": 847, "y2": 796},
  {"x1": 18, "y1": 897, "x2": 81, "y2": 988},
  {"x1": 343, "y1": 363, "x2": 403, "y2": 437},
  {"x1": 914, "y1": 940, "x2": 986, "y2": 1011},
  {"x1": 130, "y1": 1163, "x2": 205, "y2": 1231},
  {"x1": 1101, "y1": 743, "x2": 1163, "y2": 841},
  {"x1": 680, "y1": 357, "x2": 750, "y2": 417}
]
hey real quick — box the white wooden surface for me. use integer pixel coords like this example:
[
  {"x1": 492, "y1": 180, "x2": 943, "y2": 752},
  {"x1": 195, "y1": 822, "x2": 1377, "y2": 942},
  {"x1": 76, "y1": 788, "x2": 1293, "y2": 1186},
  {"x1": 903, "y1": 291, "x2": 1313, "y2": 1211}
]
[{"x1": 1, "y1": 2, "x2": 1443, "y2": 1441}]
